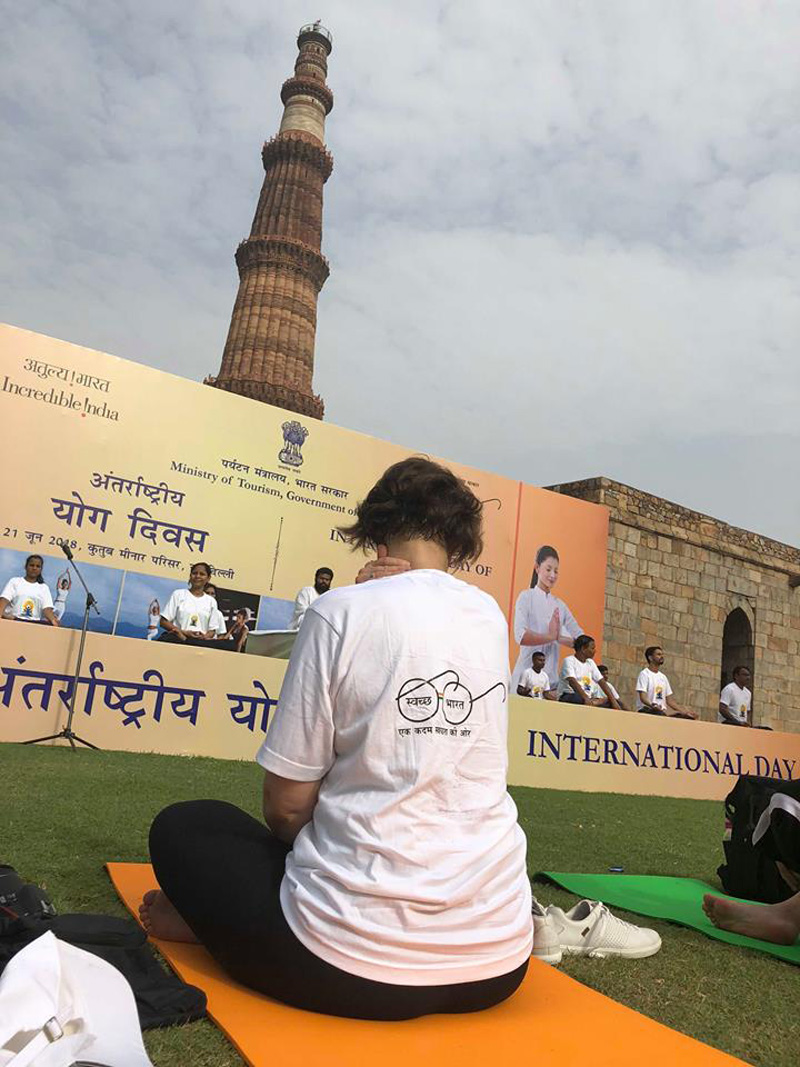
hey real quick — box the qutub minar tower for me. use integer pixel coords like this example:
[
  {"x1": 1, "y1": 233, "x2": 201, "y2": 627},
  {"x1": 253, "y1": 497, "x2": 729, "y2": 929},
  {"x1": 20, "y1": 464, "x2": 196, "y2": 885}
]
[{"x1": 207, "y1": 22, "x2": 333, "y2": 419}]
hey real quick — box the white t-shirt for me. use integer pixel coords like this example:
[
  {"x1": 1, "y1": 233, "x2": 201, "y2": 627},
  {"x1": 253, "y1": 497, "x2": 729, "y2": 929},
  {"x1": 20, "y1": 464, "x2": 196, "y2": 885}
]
[
  {"x1": 0, "y1": 577, "x2": 54, "y2": 621},
  {"x1": 636, "y1": 668, "x2": 673, "y2": 711},
  {"x1": 591, "y1": 678, "x2": 619, "y2": 702},
  {"x1": 719, "y1": 683, "x2": 751, "y2": 724},
  {"x1": 558, "y1": 656, "x2": 603, "y2": 699},
  {"x1": 518, "y1": 668, "x2": 551, "y2": 699},
  {"x1": 161, "y1": 588, "x2": 225, "y2": 635},
  {"x1": 289, "y1": 585, "x2": 320, "y2": 630},
  {"x1": 511, "y1": 586, "x2": 582, "y2": 690},
  {"x1": 257, "y1": 569, "x2": 532, "y2": 986}
]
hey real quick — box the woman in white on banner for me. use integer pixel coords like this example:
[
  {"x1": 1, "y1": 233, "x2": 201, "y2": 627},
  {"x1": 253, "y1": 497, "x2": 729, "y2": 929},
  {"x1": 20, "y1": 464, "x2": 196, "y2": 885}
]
[
  {"x1": 158, "y1": 562, "x2": 225, "y2": 645},
  {"x1": 52, "y1": 568, "x2": 71, "y2": 621},
  {"x1": 146, "y1": 599, "x2": 160, "y2": 640},
  {"x1": 140, "y1": 457, "x2": 532, "y2": 1020},
  {"x1": 510, "y1": 545, "x2": 582, "y2": 691},
  {"x1": 0, "y1": 554, "x2": 61, "y2": 626}
]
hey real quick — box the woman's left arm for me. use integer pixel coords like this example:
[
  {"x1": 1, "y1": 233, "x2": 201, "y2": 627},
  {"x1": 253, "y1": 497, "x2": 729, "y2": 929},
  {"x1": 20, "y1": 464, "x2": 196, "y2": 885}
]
[
  {"x1": 43, "y1": 608, "x2": 60, "y2": 627},
  {"x1": 262, "y1": 771, "x2": 322, "y2": 843}
]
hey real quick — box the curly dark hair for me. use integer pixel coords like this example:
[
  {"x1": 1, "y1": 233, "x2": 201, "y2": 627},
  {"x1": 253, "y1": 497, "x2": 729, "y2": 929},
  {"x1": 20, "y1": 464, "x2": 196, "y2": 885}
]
[{"x1": 338, "y1": 457, "x2": 483, "y2": 568}]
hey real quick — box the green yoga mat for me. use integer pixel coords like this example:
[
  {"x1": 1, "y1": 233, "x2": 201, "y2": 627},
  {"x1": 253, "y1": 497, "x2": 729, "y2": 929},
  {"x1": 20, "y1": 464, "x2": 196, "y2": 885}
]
[{"x1": 536, "y1": 872, "x2": 800, "y2": 965}]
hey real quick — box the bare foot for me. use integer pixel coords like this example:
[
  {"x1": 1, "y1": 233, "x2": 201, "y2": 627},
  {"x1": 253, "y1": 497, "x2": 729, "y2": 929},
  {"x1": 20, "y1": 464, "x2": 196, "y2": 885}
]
[
  {"x1": 702, "y1": 894, "x2": 798, "y2": 945},
  {"x1": 139, "y1": 889, "x2": 199, "y2": 943}
]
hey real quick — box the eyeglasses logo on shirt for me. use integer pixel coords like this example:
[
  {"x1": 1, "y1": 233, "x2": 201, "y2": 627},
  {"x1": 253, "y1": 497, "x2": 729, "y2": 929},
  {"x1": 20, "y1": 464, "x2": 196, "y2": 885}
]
[{"x1": 396, "y1": 670, "x2": 506, "y2": 726}]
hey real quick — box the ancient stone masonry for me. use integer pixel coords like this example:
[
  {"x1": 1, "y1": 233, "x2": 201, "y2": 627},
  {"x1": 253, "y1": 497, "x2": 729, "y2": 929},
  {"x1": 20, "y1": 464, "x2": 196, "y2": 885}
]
[
  {"x1": 207, "y1": 24, "x2": 334, "y2": 419},
  {"x1": 548, "y1": 477, "x2": 800, "y2": 731}
]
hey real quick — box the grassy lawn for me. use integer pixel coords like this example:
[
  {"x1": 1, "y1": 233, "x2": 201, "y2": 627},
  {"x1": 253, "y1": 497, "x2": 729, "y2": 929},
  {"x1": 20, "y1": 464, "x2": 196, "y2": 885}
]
[{"x1": 3, "y1": 744, "x2": 797, "y2": 1067}]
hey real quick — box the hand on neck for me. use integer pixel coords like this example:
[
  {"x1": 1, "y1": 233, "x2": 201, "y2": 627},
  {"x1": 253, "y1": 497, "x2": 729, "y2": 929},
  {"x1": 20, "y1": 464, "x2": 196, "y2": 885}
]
[{"x1": 384, "y1": 537, "x2": 449, "y2": 572}]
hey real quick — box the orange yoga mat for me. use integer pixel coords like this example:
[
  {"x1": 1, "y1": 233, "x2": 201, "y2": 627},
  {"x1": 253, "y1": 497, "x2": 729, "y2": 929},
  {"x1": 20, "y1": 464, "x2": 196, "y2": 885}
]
[{"x1": 108, "y1": 862, "x2": 746, "y2": 1067}]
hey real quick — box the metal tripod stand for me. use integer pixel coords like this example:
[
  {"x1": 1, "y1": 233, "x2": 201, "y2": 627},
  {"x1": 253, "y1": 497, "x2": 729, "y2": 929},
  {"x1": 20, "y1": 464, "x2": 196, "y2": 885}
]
[{"x1": 23, "y1": 547, "x2": 101, "y2": 750}]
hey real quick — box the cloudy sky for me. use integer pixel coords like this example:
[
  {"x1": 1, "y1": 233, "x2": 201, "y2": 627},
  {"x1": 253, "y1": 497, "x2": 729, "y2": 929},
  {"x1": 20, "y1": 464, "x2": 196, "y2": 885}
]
[{"x1": 3, "y1": 1, "x2": 799, "y2": 544}]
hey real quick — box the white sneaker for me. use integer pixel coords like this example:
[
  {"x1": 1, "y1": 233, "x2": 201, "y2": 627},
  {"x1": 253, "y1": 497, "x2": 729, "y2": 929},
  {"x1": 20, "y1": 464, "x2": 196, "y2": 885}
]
[
  {"x1": 546, "y1": 899, "x2": 662, "y2": 959},
  {"x1": 531, "y1": 896, "x2": 562, "y2": 965}
]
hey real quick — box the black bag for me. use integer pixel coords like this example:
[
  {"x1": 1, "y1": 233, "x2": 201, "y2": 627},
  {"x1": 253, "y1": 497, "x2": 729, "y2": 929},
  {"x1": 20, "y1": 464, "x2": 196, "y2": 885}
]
[
  {"x1": 0, "y1": 863, "x2": 56, "y2": 920},
  {"x1": 717, "y1": 775, "x2": 800, "y2": 903},
  {"x1": 0, "y1": 866, "x2": 206, "y2": 1030}
]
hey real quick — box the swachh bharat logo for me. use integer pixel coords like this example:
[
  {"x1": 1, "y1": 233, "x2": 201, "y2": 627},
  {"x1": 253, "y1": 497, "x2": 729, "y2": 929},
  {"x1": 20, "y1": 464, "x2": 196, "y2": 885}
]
[{"x1": 279, "y1": 420, "x2": 308, "y2": 468}]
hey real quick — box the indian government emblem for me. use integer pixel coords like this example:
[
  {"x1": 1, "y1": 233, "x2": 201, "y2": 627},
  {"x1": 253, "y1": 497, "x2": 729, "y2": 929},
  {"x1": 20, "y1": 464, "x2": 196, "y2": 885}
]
[{"x1": 279, "y1": 420, "x2": 309, "y2": 467}]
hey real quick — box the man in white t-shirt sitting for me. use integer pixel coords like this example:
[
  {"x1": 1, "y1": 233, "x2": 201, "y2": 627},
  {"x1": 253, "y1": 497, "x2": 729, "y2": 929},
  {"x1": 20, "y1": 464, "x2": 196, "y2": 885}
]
[
  {"x1": 718, "y1": 666, "x2": 752, "y2": 726},
  {"x1": 557, "y1": 635, "x2": 621, "y2": 709},
  {"x1": 289, "y1": 567, "x2": 334, "y2": 630},
  {"x1": 517, "y1": 650, "x2": 556, "y2": 700},
  {"x1": 636, "y1": 646, "x2": 697, "y2": 719}
]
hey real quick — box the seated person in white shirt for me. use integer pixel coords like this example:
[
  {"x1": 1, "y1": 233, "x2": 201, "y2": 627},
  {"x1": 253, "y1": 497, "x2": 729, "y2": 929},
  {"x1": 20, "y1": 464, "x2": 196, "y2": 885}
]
[
  {"x1": 592, "y1": 665, "x2": 628, "y2": 710},
  {"x1": 636, "y1": 646, "x2": 697, "y2": 719},
  {"x1": 557, "y1": 635, "x2": 621, "y2": 709},
  {"x1": 140, "y1": 457, "x2": 532, "y2": 1020},
  {"x1": 158, "y1": 562, "x2": 227, "y2": 646},
  {"x1": 718, "y1": 666, "x2": 752, "y2": 726},
  {"x1": 0, "y1": 555, "x2": 61, "y2": 627},
  {"x1": 516, "y1": 650, "x2": 556, "y2": 699},
  {"x1": 289, "y1": 567, "x2": 334, "y2": 629}
]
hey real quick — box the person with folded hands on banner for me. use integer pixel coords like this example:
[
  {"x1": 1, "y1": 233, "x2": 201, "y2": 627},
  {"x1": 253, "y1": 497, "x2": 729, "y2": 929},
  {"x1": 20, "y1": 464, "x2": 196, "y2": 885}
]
[
  {"x1": 510, "y1": 545, "x2": 583, "y2": 692},
  {"x1": 158, "y1": 562, "x2": 226, "y2": 646},
  {"x1": 718, "y1": 665, "x2": 752, "y2": 726},
  {"x1": 0, "y1": 554, "x2": 60, "y2": 626},
  {"x1": 636, "y1": 646, "x2": 697, "y2": 719}
]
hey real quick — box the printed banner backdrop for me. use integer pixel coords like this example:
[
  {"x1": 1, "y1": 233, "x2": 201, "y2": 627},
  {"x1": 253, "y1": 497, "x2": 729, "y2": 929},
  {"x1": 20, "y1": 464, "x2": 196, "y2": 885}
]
[
  {"x1": 5, "y1": 325, "x2": 794, "y2": 802},
  {"x1": 508, "y1": 700, "x2": 800, "y2": 801},
  {"x1": 0, "y1": 323, "x2": 606, "y2": 658},
  {"x1": 0, "y1": 323, "x2": 620, "y2": 765},
  {"x1": 3, "y1": 623, "x2": 798, "y2": 801}
]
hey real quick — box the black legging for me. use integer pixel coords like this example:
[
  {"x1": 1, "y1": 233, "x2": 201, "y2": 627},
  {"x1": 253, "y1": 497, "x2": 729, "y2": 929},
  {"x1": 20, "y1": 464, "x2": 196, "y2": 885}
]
[{"x1": 149, "y1": 800, "x2": 528, "y2": 1021}]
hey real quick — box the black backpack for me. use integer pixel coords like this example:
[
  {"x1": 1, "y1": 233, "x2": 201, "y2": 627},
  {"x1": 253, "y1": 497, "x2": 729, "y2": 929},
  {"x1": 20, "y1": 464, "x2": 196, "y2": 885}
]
[{"x1": 717, "y1": 775, "x2": 800, "y2": 903}]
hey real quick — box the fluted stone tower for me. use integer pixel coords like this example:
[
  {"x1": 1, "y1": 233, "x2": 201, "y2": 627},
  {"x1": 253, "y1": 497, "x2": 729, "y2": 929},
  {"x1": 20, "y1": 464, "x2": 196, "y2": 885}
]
[{"x1": 208, "y1": 23, "x2": 333, "y2": 418}]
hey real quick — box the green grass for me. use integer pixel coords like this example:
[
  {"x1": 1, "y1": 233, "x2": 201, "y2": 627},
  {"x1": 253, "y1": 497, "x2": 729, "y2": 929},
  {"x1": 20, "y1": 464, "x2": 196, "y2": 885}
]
[{"x1": 3, "y1": 744, "x2": 798, "y2": 1066}]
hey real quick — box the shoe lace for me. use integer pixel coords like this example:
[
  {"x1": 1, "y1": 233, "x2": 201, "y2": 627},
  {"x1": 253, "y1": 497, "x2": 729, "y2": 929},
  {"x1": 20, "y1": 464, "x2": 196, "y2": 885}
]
[{"x1": 592, "y1": 902, "x2": 641, "y2": 948}]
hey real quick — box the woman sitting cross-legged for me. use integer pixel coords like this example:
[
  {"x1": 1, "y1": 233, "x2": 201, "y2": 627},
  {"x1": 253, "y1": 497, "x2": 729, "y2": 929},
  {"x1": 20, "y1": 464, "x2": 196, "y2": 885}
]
[
  {"x1": 140, "y1": 457, "x2": 533, "y2": 1020},
  {"x1": 157, "y1": 562, "x2": 226, "y2": 646}
]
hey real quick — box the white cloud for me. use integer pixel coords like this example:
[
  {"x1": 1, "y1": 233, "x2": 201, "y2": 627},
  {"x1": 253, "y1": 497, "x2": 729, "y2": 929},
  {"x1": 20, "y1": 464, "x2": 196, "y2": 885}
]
[{"x1": 1, "y1": 0, "x2": 798, "y2": 543}]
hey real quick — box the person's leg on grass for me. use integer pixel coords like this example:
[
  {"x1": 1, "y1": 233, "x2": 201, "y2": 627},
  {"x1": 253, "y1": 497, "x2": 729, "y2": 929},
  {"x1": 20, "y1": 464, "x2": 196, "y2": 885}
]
[{"x1": 703, "y1": 885, "x2": 800, "y2": 945}]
